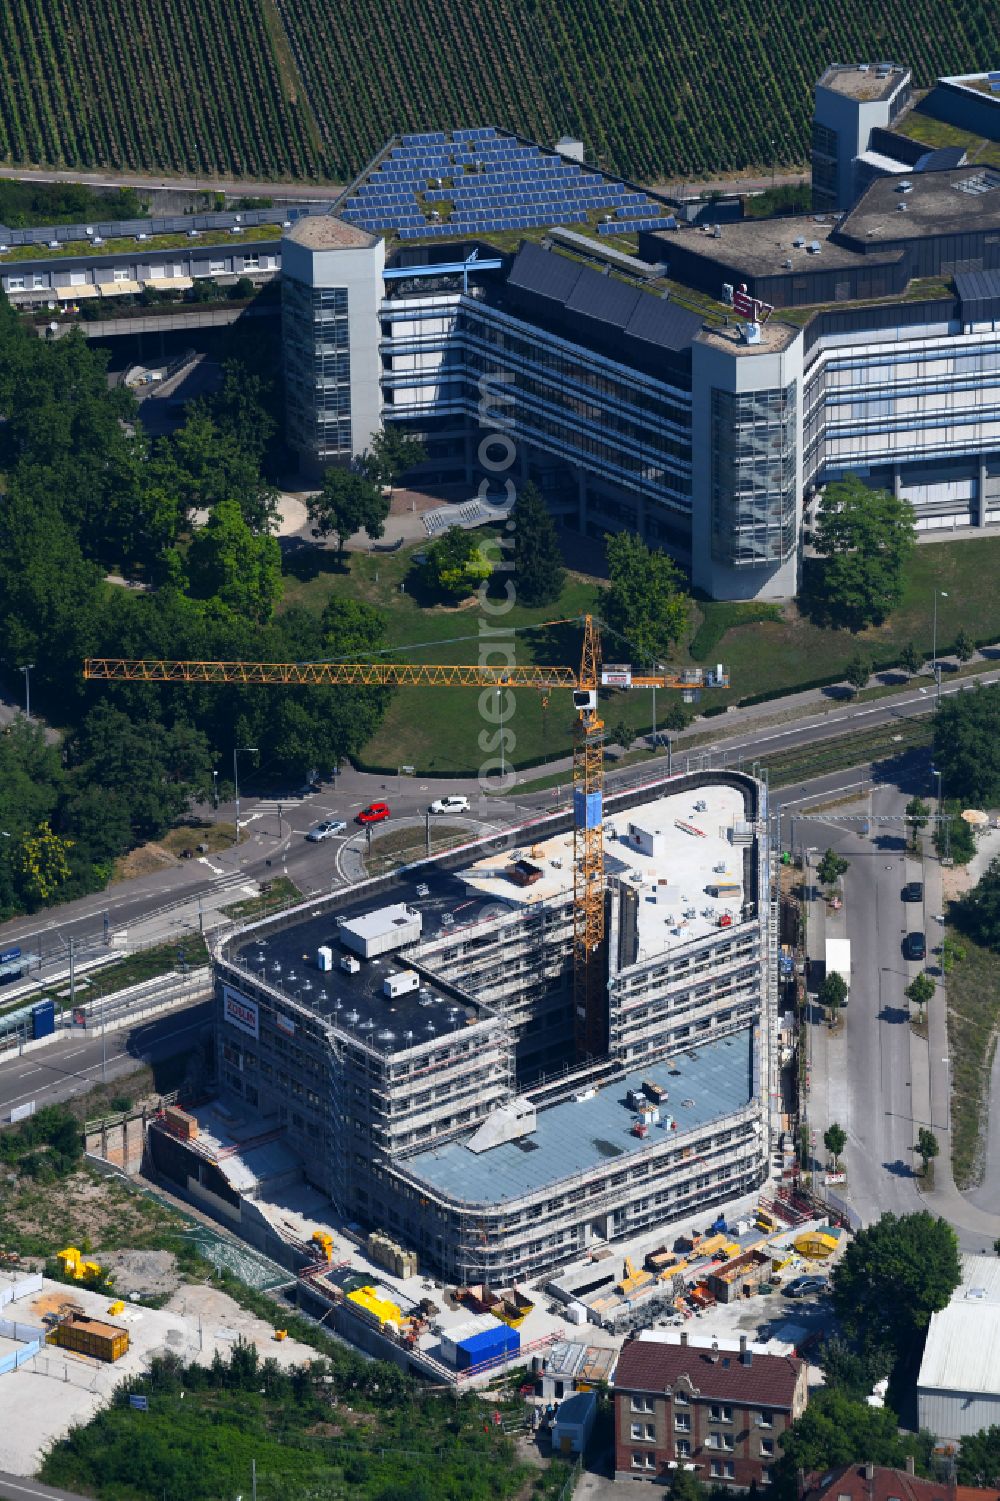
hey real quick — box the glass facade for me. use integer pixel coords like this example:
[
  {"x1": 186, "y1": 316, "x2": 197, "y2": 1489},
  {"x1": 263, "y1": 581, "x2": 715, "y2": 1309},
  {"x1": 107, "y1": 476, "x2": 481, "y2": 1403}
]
[
  {"x1": 283, "y1": 280, "x2": 352, "y2": 460},
  {"x1": 710, "y1": 383, "x2": 798, "y2": 567}
]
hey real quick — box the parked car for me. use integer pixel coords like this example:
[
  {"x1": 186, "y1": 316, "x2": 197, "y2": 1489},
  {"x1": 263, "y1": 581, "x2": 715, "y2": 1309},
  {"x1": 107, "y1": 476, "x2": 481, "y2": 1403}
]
[
  {"x1": 902, "y1": 881, "x2": 924, "y2": 903},
  {"x1": 904, "y1": 931, "x2": 926, "y2": 961},
  {"x1": 784, "y1": 1275, "x2": 828, "y2": 1299},
  {"x1": 429, "y1": 794, "x2": 470, "y2": 815},
  {"x1": 357, "y1": 802, "x2": 391, "y2": 825},
  {"x1": 306, "y1": 820, "x2": 347, "y2": 842}
]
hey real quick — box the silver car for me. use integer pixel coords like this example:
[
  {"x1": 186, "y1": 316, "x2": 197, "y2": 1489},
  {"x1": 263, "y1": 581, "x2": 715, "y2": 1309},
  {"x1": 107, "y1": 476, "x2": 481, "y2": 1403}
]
[{"x1": 306, "y1": 820, "x2": 346, "y2": 842}]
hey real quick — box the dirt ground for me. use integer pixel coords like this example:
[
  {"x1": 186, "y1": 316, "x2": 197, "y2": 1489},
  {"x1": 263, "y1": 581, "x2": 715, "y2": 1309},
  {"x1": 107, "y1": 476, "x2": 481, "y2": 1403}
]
[
  {"x1": 99, "y1": 1248, "x2": 180, "y2": 1296},
  {"x1": 0, "y1": 1166, "x2": 184, "y2": 1261}
]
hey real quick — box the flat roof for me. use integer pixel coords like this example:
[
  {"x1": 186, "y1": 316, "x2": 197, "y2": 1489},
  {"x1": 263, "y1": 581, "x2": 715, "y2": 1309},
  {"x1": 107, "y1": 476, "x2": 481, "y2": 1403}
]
[
  {"x1": 460, "y1": 783, "x2": 753, "y2": 957},
  {"x1": 400, "y1": 1027, "x2": 754, "y2": 1205},
  {"x1": 839, "y1": 167, "x2": 1000, "y2": 243},
  {"x1": 652, "y1": 215, "x2": 872, "y2": 276},
  {"x1": 229, "y1": 866, "x2": 495, "y2": 1052},
  {"x1": 695, "y1": 318, "x2": 801, "y2": 356},
  {"x1": 818, "y1": 63, "x2": 909, "y2": 102}
]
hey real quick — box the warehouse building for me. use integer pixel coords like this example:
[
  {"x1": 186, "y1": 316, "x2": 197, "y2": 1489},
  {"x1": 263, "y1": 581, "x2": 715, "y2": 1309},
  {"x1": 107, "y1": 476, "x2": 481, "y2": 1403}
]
[
  {"x1": 205, "y1": 772, "x2": 774, "y2": 1283},
  {"x1": 917, "y1": 1253, "x2": 1000, "y2": 1441}
]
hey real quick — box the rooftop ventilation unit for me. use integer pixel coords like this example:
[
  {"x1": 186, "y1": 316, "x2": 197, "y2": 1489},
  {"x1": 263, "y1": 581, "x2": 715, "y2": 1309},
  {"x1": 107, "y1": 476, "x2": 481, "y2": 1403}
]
[
  {"x1": 783, "y1": 259, "x2": 793, "y2": 269},
  {"x1": 858, "y1": 63, "x2": 870, "y2": 73},
  {"x1": 898, "y1": 202, "x2": 908, "y2": 212},
  {"x1": 793, "y1": 235, "x2": 806, "y2": 248},
  {"x1": 712, "y1": 224, "x2": 722, "y2": 238},
  {"x1": 807, "y1": 240, "x2": 822, "y2": 254},
  {"x1": 897, "y1": 180, "x2": 913, "y2": 193}
]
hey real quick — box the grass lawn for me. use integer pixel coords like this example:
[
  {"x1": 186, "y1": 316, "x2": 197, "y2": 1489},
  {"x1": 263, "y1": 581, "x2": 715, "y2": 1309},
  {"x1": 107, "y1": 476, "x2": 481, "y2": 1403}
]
[
  {"x1": 221, "y1": 873, "x2": 300, "y2": 921},
  {"x1": 943, "y1": 932, "x2": 1000, "y2": 1189},
  {"x1": 277, "y1": 532, "x2": 1000, "y2": 775}
]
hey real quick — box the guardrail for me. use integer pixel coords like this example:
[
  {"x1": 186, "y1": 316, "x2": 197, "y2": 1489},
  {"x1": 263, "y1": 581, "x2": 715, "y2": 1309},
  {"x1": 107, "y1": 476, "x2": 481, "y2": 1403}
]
[{"x1": 77, "y1": 967, "x2": 212, "y2": 1030}]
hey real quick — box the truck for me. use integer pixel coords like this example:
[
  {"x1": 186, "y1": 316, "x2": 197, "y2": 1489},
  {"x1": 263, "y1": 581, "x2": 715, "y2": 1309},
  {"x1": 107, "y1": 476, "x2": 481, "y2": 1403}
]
[{"x1": 825, "y1": 938, "x2": 851, "y2": 1002}]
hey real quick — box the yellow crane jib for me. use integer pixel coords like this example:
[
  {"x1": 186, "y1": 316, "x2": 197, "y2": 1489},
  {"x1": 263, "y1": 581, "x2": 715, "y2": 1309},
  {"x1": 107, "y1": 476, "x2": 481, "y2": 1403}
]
[{"x1": 83, "y1": 618, "x2": 729, "y2": 1068}]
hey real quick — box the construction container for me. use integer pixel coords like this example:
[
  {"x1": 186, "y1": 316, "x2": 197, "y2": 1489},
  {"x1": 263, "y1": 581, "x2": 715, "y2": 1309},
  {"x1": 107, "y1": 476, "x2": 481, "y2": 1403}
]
[
  {"x1": 163, "y1": 1105, "x2": 198, "y2": 1140},
  {"x1": 340, "y1": 903, "x2": 422, "y2": 958},
  {"x1": 383, "y1": 970, "x2": 419, "y2": 999},
  {"x1": 456, "y1": 1320, "x2": 520, "y2": 1370},
  {"x1": 346, "y1": 1285, "x2": 401, "y2": 1331},
  {"x1": 51, "y1": 1312, "x2": 129, "y2": 1363}
]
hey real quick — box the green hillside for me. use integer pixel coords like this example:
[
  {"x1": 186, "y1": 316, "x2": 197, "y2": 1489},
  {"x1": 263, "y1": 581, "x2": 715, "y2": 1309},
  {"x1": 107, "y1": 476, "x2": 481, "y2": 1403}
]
[{"x1": 0, "y1": 0, "x2": 996, "y2": 183}]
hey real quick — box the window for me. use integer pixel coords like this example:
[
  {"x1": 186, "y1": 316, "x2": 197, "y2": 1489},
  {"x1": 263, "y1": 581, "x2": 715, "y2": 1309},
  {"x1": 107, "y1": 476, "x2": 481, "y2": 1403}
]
[
  {"x1": 676, "y1": 1441, "x2": 691, "y2": 1459},
  {"x1": 632, "y1": 1453, "x2": 657, "y2": 1471},
  {"x1": 33, "y1": 274, "x2": 47, "y2": 289},
  {"x1": 630, "y1": 1424, "x2": 644, "y2": 1440},
  {"x1": 674, "y1": 1389, "x2": 689, "y2": 1406},
  {"x1": 757, "y1": 1410, "x2": 773, "y2": 1428},
  {"x1": 7, "y1": 277, "x2": 25, "y2": 291},
  {"x1": 760, "y1": 1440, "x2": 775, "y2": 1457},
  {"x1": 711, "y1": 1463, "x2": 723, "y2": 1478},
  {"x1": 114, "y1": 267, "x2": 130, "y2": 282},
  {"x1": 675, "y1": 1415, "x2": 691, "y2": 1432},
  {"x1": 762, "y1": 1469, "x2": 772, "y2": 1486},
  {"x1": 710, "y1": 1405, "x2": 733, "y2": 1423},
  {"x1": 631, "y1": 1396, "x2": 654, "y2": 1414},
  {"x1": 209, "y1": 259, "x2": 225, "y2": 274},
  {"x1": 725, "y1": 1463, "x2": 735, "y2": 1479},
  {"x1": 242, "y1": 255, "x2": 259, "y2": 271}
]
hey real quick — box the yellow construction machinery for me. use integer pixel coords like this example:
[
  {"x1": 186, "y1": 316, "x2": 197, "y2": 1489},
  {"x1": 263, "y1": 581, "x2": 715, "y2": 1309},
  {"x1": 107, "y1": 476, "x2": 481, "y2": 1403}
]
[{"x1": 84, "y1": 615, "x2": 727, "y2": 1062}]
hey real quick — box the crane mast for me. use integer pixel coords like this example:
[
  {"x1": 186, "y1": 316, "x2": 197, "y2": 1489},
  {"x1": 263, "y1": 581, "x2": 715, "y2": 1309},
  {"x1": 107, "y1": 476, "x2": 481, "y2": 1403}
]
[{"x1": 84, "y1": 615, "x2": 728, "y2": 1066}]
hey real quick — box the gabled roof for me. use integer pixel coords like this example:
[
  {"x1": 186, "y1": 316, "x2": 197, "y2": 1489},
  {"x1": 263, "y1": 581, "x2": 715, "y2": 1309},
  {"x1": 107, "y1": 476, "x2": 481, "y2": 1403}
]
[
  {"x1": 803, "y1": 1463, "x2": 997, "y2": 1501},
  {"x1": 613, "y1": 1338, "x2": 802, "y2": 1407}
]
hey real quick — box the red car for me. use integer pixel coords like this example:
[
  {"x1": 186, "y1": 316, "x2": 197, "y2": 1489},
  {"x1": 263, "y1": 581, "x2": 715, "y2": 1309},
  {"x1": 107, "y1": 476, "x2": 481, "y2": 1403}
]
[{"x1": 357, "y1": 801, "x2": 390, "y2": 825}]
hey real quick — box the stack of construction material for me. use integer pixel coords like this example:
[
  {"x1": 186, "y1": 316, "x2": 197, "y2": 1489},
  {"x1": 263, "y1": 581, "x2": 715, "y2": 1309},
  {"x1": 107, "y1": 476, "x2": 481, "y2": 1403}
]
[
  {"x1": 163, "y1": 1105, "x2": 199, "y2": 1140},
  {"x1": 367, "y1": 1231, "x2": 418, "y2": 1278},
  {"x1": 346, "y1": 1285, "x2": 402, "y2": 1332}
]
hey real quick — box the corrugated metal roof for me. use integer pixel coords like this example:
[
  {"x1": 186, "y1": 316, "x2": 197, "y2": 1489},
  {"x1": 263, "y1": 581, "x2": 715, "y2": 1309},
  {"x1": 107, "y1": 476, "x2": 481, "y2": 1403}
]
[{"x1": 918, "y1": 1255, "x2": 1000, "y2": 1394}]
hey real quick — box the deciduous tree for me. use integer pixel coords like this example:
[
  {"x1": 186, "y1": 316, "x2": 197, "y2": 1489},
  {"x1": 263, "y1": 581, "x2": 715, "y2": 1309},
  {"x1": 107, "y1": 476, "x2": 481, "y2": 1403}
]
[
  {"x1": 831, "y1": 1211, "x2": 960, "y2": 1366},
  {"x1": 603, "y1": 533, "x2": 689, "y2": 666},
  {"x1": 307, "y1": 467, "x2": 390, "y2": 556},
  {"x1": 915, "y1": 1128, "x2": 939, "y2": 1176},
  {"x1": 423, "y1": 526, "x2": 492, "y2": 599},
  {"x1": 819, "y1": 972, "x2": 847, "y2": 1024},
  {"x1": 824, "y1": 1122, "x2": 847, "y2": 1169},
  {"x1": 933, "y1": 684, "x2": 1000, "y2": 806},
  {"x1": 817, "y1": 848, "x2": 849, "y2": 888},
  {"x1": 905, "y1": 972, "x2": 935, "y2": 1022},
  {"x1": 811, "y1": 475, "x2": 916, "y2": 630}
]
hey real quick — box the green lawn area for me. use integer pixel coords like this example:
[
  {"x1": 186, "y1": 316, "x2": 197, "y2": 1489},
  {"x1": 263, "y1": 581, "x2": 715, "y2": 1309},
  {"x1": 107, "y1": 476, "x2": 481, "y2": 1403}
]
[
  {"x1": 0, "y1": 223, "x2": 281, "y2": 264},
  {"x1": 944, "y1": 931, "x2": 1000, "y2": 1189},
  {"x1": 894, "y1": 109, "x2": 1000, "y2": 168},
  {"x1": 277, "y1": 533, "x2": 1000, "y2": 775}
]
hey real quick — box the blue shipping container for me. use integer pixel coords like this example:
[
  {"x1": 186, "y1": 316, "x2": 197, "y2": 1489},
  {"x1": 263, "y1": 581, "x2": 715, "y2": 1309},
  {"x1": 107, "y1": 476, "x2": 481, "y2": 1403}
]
[
  {"x1": 457, "y1": 1322, "x2": 520, "y2": 1369},
  {"x1": 31, "y1": 1001, "x2": 56, "y2": 1039},
  {"x1": 573, "y1": 788, "x2": 602, "y2": 831}
]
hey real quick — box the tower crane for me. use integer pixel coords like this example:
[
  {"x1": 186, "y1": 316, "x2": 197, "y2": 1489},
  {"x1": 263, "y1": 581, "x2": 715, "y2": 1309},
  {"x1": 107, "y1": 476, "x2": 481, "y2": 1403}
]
[{"x1": 84, "y1": 615, "x2": 728, "y2": 1061}]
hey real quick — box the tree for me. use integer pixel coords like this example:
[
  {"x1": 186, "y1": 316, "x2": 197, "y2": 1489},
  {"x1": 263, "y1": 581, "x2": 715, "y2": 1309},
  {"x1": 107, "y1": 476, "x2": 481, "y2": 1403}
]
[
  {"x1": 423, "y1": 526, "x2": 492, "y2": 599},
  {"x1": 817, "y1": 848, "x2": 849, "y2": 888},
  {"x1": 608, "y1": 718, "x2": 634, "y2": 752},
  {"x1": 775, "y1": 1388, "x2": 930, "y2": 1492},
  {"x1": 818, "y1": 1335, "x2": 881, "y2": 1400},
  {"x1": 819, "y1": 971, "x2": 848, "y2": 1025},
  {"x1": 905, "y1": 972, "x2": 935, "y2": 1023},
  {"x1": 832, "y1": 1211, "x2": 961, "y2": 1367},
  {"x1": 954, "y1": 627, "x2": 975, "y2": 663},
  {"x1": 662, "y1": 701, "x2": 690, "y2": 733},
  {"x1": 306, "y1": 466, "x2": 390, "y2": 556},
  {"x1": 905, "y1": 796, "x2": 930, "y2": 848},
  {"x1": 935, "y1": 798, "x2": 974, "y2": 865},
  {"x1": 669, "y1": 1469, "x2": 705, "y2": 1501},
  {"x1": 364, "y1": 425, "x2": 426, "y2": 498},
  {"x1": 824, "y1": 1122, "x2": 847, "y2": 1170},
  {"x1": 941, "y1": 935, "x2": 966, "y2": 973},
  {"x1": 187, "y1": 497, "x2": 282, "y2": 623},
  {"x1": 933, "y1": 683, "x2": 1000, "y2": 806},
  {"x1": 957, "y1": 1426, "x2": 1000, "y2": 1486},
  {"x1": 915, "y1": 1127, "x2": 939, "y2": 1176},
  {"x1": 603, "y1": 532, "x2": 690, "y2": 666},
  {"x1": 844, "y1": 652, "x2": 871, "y2": 693},
  {"x1": 511, "y1": 482, "x2": 565, "y2": 606},
  {"x1": 811, "y1": 475, "x2": 917, "y2": 630},
  {"x1": 953, "y1": 858, "x2": 1000, "y2": 951},
  {"x1": 899, "y1": 640, "x2": 922, "y2": 676}
]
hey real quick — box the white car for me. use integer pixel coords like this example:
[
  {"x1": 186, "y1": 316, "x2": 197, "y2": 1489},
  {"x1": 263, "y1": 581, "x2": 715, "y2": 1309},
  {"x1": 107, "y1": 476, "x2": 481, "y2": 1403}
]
[{"x1": 429, "y1": 795, "x2": 470, "y2": 815}]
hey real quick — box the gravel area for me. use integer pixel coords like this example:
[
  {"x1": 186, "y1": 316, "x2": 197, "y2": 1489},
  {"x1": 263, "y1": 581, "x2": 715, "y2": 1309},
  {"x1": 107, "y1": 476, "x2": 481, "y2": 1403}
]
[{"x1": 100, "y1": 1248, "x2": 180, "y2": 1296}]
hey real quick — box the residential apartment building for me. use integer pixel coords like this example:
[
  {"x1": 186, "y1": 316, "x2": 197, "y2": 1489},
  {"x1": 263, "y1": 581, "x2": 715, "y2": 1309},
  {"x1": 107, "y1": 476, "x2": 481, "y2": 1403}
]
[{"x1": 613, "y1": 1333, "x2": 807, "y2": 1488}]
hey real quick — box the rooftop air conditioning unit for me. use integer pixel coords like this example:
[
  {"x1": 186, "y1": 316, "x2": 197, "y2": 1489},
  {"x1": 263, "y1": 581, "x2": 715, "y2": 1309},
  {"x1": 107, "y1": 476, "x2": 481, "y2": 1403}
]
[
  {"x1": 793, "y1": 235, "x2": 806, "y2": 248},
  {"x1": 712, "y1": 224, "x2": 722, "y2": 238},
  {"x1": 807, "y1": 240, "x2": 821, "y2": 254},
  {"x1": 898, "y1": 180, "x2": 913, "y2": 193},
  {"x1": 722, "y1": 283, "x2": 734, "y2": 304},
  {"x1": 898, "y1": 202, "x2": 908, "y2": 212},
  {"x1": 783, "y1": 259, "x2": 793, "y2": 269}
]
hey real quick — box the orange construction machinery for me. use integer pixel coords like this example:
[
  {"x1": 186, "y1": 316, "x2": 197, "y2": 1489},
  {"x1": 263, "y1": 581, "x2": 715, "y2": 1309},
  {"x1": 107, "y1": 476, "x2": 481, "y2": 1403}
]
[{"x1": 84, "y1": 616, "x2": 728, "y2": 1063}]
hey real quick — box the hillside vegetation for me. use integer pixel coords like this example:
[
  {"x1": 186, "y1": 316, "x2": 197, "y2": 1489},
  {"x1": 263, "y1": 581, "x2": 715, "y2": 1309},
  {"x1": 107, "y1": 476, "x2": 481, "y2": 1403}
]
[{"x1": 0, "y1": 1, "x2": 996, "y2": 182}]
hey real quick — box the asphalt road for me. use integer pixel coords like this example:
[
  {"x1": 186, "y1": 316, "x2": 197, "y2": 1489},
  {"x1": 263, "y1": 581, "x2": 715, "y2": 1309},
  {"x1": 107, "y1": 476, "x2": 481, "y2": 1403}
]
[
  {"x1": 0, "y1": 1002, "x2": 212, "y2": 1117},
  {"x1": 0, "y1": 1474, "x2": 92, "y2": 1501}
]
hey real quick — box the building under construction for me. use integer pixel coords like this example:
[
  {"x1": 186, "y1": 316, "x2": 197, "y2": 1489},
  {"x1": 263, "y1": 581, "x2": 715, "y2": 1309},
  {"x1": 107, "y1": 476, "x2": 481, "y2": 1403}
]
[{"x1": 206, "y1": 771, "x2": 774, "y2": 1283}]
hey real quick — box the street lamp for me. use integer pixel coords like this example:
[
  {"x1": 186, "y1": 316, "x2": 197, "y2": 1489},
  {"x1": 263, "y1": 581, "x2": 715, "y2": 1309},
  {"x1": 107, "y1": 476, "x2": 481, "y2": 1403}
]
[
  {"x1": 212, "y1": 769, "x2": 219, "y2": 823},
  {"x1": 496, "y1": 689, "x2": 506, "y2": 783},
  {"x1": 20, "y1": 663, "x2": 33, "y2": 721},
  {"x1": 932, "y1": 590, "x2": 948, "y2": 708},
  {"x1": 233, "y1": 747, "x2": 259, "y2": 847}
]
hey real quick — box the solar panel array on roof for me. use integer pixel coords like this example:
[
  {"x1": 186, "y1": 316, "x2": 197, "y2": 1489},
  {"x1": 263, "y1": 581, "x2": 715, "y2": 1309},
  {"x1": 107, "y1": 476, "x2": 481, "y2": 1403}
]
[{"x1": 337, "y1": 126, "x2": 671, "y2": 239}]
